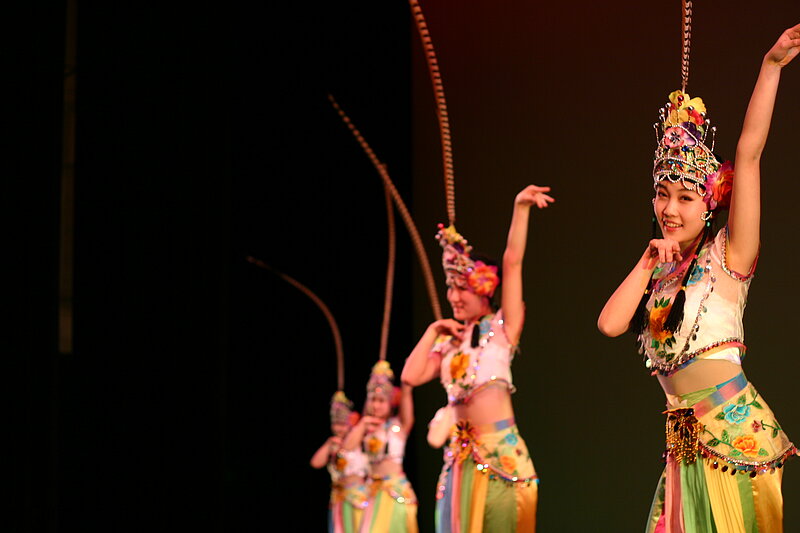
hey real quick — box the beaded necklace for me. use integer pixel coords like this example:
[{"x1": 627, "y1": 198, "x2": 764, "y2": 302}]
[{"x1": 444, "y1": 314, "x2": 498, "y2": 404}]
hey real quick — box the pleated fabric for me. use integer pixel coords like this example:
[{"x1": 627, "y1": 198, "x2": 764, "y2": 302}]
[
  {"x1": 358, "y1": 473, "x2": 418, "y2": 533},
  {"x1": 435, "y1": 419, "x2": 537, "y2": 532},
  {"x1": 329, "y1": 482, "x2": 369, "y2": 533},
  {"x1": 645, "y1": 374, "x2": 794, "y2": 533}
]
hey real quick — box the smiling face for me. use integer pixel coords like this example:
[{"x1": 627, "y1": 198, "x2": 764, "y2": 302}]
[
  {"x1": 447, "y1": 285, "x2": 491, "y2": 323},
  {"x1": 654, "y1": 181, "x2": 707, "y2": 251},
  {"x1": 365, "y1": 391, "x2": 392, "y2": 420}
]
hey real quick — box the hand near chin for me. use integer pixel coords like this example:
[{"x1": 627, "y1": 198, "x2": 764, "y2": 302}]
[
  {"x1": 647, "y1": 238, "x2": 683, "y2": 264},
  {"x1": 430, "y1": 318, "x2": 465, "y2": 340}
]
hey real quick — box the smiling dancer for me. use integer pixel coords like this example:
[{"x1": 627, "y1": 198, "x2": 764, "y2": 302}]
[
  {"x1": 598, "y1": 5, "x2": 799, "y2": 530},
  {"x1": 401, "y1": 184, "x2": 553, "y2": 532}
]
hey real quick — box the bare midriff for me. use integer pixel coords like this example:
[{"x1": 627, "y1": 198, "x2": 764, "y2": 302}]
[
  {"x1": 370, "y1": 458, "x2": 403, "y2": 478},
  {"x1": 452, "y1": 382, "x2": 515, "y2": 426},
  {"x1": 657, "y1": 358, "x2": 742, "y2": 400},
  {"x1": 341, "y1": 474, "x2": 365, "y2": 487}
]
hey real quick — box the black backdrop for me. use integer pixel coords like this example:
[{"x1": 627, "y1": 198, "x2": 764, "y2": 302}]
[{"x1": 13, "y1": 2, "x2": 800, "y2": 532}]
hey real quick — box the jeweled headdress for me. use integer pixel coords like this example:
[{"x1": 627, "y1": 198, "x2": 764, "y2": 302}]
[
  {"x1": 652, "y1": 91, "x2": 734, "y2": 211},
  {"x1": 366, "y1": 360, "x2": 396, "y2": 402},
  {"x1": 330, "y1": 390, "x2": 357, "y2": 426},
  {"x1": 653, "y1": 90, "x2": 718, "y2": 190},
  {"x1": 651, "y1": 1, "x2": 733, "y2": 211},
  {"x1": 435, "y1": 224, "x2": 499, "y2": 297}
]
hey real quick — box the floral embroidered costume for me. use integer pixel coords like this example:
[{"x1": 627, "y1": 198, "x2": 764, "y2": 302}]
[
  {"x1": 635, "y1": 87, "x2": 796, "y2": 533},
  {"x1": 357, "y1": 361, "x2": 418, "y2": 533},
  {"x1": 328, "y1": 446, "x2": 370, "y2": 533},
  {"x1": 433, "y1": 311, "x2": 537, "y2": 533},
  {"x1": 641, "y1": 225, "x2": 795, "y2": 532},
  {"x1": 402, "y1": 4, "x2": 549, "y2": 526},
  {"x1": 430, "y1": 226, "x2": 538, "y2": 533},
  {"x1": 327, "y1": 391, "x2": 370, "y2": 533}
]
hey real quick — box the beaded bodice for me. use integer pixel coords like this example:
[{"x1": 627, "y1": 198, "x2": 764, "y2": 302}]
[
  {"x1": 638, "y1": 227, "x2": 754, "y2": 375},
  {"x1": 327, "y1": 446, "x2": 368, "y2": 482},
  {"x1": 435, "y1": 310, "x2": 516, "y2": 405},
  {"x1": 363, "y1": 416, "x2": 406, "y2": 466}
]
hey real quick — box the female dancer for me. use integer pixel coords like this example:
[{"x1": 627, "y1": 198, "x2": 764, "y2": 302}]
[
  {"x1": 598, "y1": 23, "x2": 800, "y2": 532},
  {"x1": 343, "y1": 361, "x2": 418, "y2": 532},
  {"x1": 310, "y1": 391, "x2": 369, "y2": 533},
  {"x1": 402, "y1": 184, "x2": 553, "y2": 532}
]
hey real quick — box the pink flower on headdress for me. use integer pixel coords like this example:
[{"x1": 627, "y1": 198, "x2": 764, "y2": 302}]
[
  {"x1": 663, "y1": 126, "x2": 697, "y2": 149},
  {"x1": 467, "y1": 262, "x2": 499, "y2": 297},
  {"x1": 704, "y1": 160, "x2": 734, "y2": 211}
]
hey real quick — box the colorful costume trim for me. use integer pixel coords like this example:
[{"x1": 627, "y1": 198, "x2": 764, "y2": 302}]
[
  {"x1": 436, "y1": 311, "x2": 517, "y2": 405},
  {"x1": 358, "y1": 473, "x2": 418, "y2": 533},
  {"x1": 640, "y1": 228, "x2": 751, "y2": 376},
  {"x1": 436, "y1": 418, "x2": 537, "y2": 532},
  {"x1": 652, "y1": 90, "x2": 733, "y2": 212},
  {"x1": 647, "y1": 373, "x2": 796, "y2": 532},
  {"x1": 364, "y1": 417, "x2": 406, "y2": 466},
  {"x1": 327, "y1": 447, "x2": 369, "y2": 533},
  {"x1": 329, "y1": 479, "x2": 369, "y2": 533}
]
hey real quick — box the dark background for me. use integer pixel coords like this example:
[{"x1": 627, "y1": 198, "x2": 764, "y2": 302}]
[{"x1": 13, "y1": 1, "x2": 800, "y2": 532}]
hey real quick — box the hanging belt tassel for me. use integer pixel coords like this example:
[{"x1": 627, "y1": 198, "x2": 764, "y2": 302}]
[{"x1": 665, "y1": 408, "x2": 702, "y2": 464}]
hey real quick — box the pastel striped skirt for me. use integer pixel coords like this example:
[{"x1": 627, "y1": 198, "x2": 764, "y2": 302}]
[
  {"x1": 329, "y1": 480, "x2": 369, "y2": 533},
  {"x1": 436, "y1": 418, "x2": 538, "y2": 532},
  {"x1": 646, "y1": 373, "x2": 796, "y2": 533},
  {"x1": 358, "y1": 472, "x2": 418, "y2": 533}
]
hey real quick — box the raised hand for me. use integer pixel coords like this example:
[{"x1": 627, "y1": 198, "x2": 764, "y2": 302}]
[
  {"x1": 765, "y1": 23, "x2": 800, "y2": 67},
  {"x1": 515, "y1": 185, "x2": 555, "y2": 209}
]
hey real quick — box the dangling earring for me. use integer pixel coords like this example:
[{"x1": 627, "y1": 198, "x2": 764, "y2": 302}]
[
  {"x1": 701, "y1": 210, "x2": 713, "y2": 221},
  {"x1": 651, "y1": 199, "x2": 659, "y2": 239}
]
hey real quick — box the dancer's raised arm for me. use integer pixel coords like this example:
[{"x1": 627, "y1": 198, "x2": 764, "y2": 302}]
[
  {"x1": 501, "y1": 185, "x2": 554, "y2": 345},
  {"x1": 727, "y1": 23, "x2": 800, "y2": 274}
]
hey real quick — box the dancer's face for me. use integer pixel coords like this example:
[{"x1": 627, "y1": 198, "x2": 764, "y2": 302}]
[
  {"x1": 331, "y1": 422, "x2": 349, "y2": 438},
  {"x1": 447, "y1": 285, "x2": 489, "y2": 323},
  {"x1": 654, "y1": 181, "x2": 706, "y2": 251},
  {"x1": 366, "y1": 392, "x2": 391, "y2": 419}
]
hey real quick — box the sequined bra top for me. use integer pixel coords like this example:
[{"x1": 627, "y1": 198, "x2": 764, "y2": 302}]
[
  {"x1": 638, "y1": 227, "x2": 755, "y2": 376},
  {"x1": 363, "y1": 416, "x2": 406, "y2": 466},
  {"x1": 434, "y1": 310, "x2": 516, "y2": 405},
  {"x1": 327, "y1": 446, "x2": 368, "y2": 482}
]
